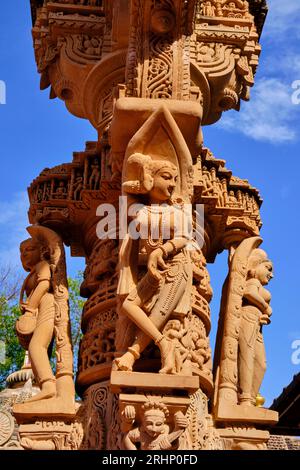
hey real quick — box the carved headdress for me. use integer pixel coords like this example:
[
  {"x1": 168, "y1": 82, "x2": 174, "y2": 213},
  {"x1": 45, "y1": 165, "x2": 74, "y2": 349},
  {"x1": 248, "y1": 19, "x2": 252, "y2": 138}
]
[
  {"x1": 122, "y1": 105, "x2": 194, "y2": 204},
  {"x1": 26, "y1": 225, "x2": 68, "y2": 298},
  {"x1": 122, "y1": 152, "x2": 177, "y2": 195}
]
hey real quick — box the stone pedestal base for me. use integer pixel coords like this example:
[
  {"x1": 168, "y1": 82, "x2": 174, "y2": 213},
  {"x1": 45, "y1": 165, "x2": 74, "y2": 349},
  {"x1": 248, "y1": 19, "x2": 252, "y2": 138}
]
[
  {"x1": 215, "y1": 399, "x2": 278, "y2": 425},
  {"x1": 13, "y1": 398, "x2": 76, "y2": 421},
  {"x1": 110, "y1": 371, "x2": 201, "y2": 394},
  {"x1": 214, "y1": 396, "x2": 278, "y2": 450},
  {"x1": 16, "y1": 407, "x2": 84, "y2": 450},
  {"x1": 219, "y1": 427, "x2": 270, "y2": 450}
]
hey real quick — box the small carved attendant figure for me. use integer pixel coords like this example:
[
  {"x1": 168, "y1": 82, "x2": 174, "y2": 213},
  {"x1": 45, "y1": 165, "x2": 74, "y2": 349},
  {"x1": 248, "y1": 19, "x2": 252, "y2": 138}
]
[
  {"x1": 163, "y1": 320, "x2": 188, "y2": 374},
  {"x1": 54, "y1": 181, "x2": 67, "y2": 199},
  {"x1": 89, "y1": 158, "x2": 101, "y2": 190},
  {"x1": 114, "y1": 153, "x2": 193, "y2": 374},
  {"x1": 201, "y1": 1, "x2": 216, "y2": 17},
  {"x1": 227, "y1": 190, "x2": 239, "y2": 208},
  {"x1": 238, "y1": 249, "x2": 273, "y2": 406},
  {"x1": 123, "y1": 402, "x2": 187, "y2": 450},
  {"x1": 36, "y1": 186, "x2": 43, "y2": 203},
  {"x1": 73, "y1": 172, "x2": 83, "y2": 200},
  {"x1": 44, "y1": 183, "x2": 51, "y2": 201},
  {"x1": 202, "y1": 166, "x2": 217, "y2": 196}
]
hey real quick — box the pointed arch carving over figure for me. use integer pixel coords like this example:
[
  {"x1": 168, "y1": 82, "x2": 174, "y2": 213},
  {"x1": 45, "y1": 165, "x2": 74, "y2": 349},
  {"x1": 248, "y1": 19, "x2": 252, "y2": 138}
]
[{"x1": 124, "y1": 105, "x2": 194, "y2": 203}]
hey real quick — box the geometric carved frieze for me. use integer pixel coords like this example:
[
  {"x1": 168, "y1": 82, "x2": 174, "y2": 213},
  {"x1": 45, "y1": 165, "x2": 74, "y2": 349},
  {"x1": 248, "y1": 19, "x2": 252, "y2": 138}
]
[{"x1": 30, "y1": 1, "x2": 267, "y2": 129}]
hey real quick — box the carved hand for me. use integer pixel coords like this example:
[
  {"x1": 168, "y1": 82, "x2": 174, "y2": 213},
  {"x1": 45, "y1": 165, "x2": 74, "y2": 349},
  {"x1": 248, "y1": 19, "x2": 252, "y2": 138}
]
[
  {"x1": 174, "y1": 412, "x2": 188, "y2": 430},
  {"x1": 19, "y1": 302, "x2": 28, "y2": 313},
  {"x1": 20, "y1": 302, "x2": 38, "y2": 316},
  {"x1": 147, "y1": 249, "x2": 168, "y2": 281},
  {"x1": 260, "y1": 306, "x2": 272, "y2": 325},
  {"x1": 123, "y1": 405, "x2": 136, "y2": 422},
  {"x1": 157, "y1": 435, "x2": 172, "y2": 450}
]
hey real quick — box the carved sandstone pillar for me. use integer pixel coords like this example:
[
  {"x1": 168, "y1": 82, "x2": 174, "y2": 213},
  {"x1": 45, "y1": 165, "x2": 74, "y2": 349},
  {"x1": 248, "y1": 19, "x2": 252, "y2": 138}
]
[{"x1": 25, "y1": 0, "x2": 273, "y2": 450}]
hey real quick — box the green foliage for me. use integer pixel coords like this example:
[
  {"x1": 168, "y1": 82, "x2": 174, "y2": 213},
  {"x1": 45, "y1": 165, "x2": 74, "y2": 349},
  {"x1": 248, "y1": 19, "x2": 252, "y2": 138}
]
[
  {"x1": 68, "y1": 272, "x2": 85, "y2": 372},
  {"x1": 0, "y1": 299, "x2": 24, "y2": 390},
  {"x1": 0, "y1": 272, "x2": 85, "y2": 391}
]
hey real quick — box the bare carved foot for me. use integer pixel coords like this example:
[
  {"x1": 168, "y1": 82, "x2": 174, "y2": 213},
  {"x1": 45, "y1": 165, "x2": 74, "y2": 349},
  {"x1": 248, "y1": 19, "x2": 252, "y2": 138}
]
[
  {"x1": 112, "y1": 351, "x2": 136, "y2": 372},
  {"x1": 26, "y1": 380, "x2": 56, "y2": 402},
  {"x1": 158, "y1": 337, "x2": 175, "y2": 374}
]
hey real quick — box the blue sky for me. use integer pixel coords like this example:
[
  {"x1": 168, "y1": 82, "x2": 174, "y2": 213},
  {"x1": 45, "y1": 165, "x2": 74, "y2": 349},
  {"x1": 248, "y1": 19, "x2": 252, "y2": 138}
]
[{"x1": 0, "y1": 0, "x2": 299, "y2": 405}]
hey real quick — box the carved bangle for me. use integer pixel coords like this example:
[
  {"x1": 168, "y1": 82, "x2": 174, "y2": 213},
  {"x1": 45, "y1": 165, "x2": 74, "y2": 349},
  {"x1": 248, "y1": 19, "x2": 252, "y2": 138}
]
[
  {"x1": 24, "y1": 306, "x2": 38, "y2": 315},
  {"x1": 168, "y1": 240, "x2": 178, "y2": 255},
  {"x1": 158, "y1": 245, "x2": 169, "y2": 259}
]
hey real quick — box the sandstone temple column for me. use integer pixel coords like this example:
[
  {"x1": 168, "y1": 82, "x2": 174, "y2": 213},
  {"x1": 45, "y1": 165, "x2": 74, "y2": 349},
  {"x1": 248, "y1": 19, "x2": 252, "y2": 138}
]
[{"x1": 12, "y1": 0, "x2": 277, "y2": 450}]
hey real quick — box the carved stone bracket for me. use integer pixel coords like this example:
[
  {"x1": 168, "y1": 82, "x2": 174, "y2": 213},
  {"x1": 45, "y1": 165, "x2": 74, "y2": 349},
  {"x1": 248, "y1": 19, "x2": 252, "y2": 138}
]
[
  {"x1": 109, "y1": 372, "x2": 222, "y2": 450},
  {"x1": 31, "y1": 1, "x2": 129, "y2": 121},
  {"x1": 30, "y1": 1, "x2": 267, "y2": 129}
]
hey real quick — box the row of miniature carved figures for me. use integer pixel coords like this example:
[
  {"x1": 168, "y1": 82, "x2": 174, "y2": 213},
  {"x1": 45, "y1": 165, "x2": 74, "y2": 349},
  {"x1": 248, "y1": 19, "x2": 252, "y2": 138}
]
[
  {"x1": 199, "y1": 165, "x2": 260, "y2": 214},
  {"x1": 32, "y1": 157, "x2": 101, "y2": 203},
  {"x1": 31, "y1": 157, "x2": 260, "y2": 217},
  {"x1": 53, "y1": 0, "x2": 102, "y2": 6},
  {"x1": 197, "y1": 0, "x2": 251, "y2": 19}
]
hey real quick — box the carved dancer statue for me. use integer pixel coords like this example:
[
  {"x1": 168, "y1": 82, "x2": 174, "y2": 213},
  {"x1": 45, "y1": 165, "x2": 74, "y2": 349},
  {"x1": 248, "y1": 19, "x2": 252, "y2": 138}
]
[
  {"x1": 73, "y1": 172, "x2": 83, "y2": 200},
  {"x1": 113, "y1": 152, "x2": 194, "y2": 374},
  {"x1": 89, "y1": 158, "x2": 101, "y2": 190},
  {"x1": 238, "y1": 248, "x2": 273, "y2": 406},
  {"x1": 201, "y1": 1, "x2": 216, "y2": 17},
  {"x1": 123, "y1": 402, "x2": 188, "y2": 450},
  {"x1": 216, "y1": 237, "x2": 274, "y2": 409},
  {"x1": 16, "y1": 226, "x2": 74, "y2": 408}
]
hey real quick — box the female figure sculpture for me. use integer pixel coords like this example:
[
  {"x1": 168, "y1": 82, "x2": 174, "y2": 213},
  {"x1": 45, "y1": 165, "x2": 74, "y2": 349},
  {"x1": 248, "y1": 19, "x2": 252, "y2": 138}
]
[
  {"x1": 114, "y1": 152, "x2": 194, "y2": 374},
  {"x1": 16, "y1": 226, "x2": 74, "y2": 407},
  {"x1": 238, "y1": 248, "x2": 273, "y2": 405},
  {"x1": 215, "y1": 237, "x2": 274, "y2": 410}
]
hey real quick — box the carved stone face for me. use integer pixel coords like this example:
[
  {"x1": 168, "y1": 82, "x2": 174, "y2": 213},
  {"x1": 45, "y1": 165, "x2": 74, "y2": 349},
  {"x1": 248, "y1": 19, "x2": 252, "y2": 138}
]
[
  {"x1": 142, "y1": 409, "x2": 166, "y2": 438},
  {"x1": 20, "y1": 239, "x2": 41, "y2": 271},
  {"x1": 149, "y1": 166, "x2": 178, "y2": 203},
  {"x1": 150, "y1": 9, "x2": 175, "y2": 34},
  {"x1": 255, "y1": 261, "x2": 273, "y2": 286},
  {"x1": 166, "y1": 320, "x2": 181, "y2": 331}
]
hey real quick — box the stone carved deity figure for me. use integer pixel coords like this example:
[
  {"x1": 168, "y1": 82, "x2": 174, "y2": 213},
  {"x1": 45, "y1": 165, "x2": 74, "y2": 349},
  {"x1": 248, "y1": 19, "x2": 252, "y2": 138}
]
[
  {"x1": 163, "y1": 319, "x2": 188, "y2": 374},
  {"x1": 73, "y1": 172, "x2": 84, "y2": 200},
  {"x1": 238, "y1": 248, "x2": 273, "y2": 406},
  {"x1": 201, "y1": 1, "x2": 216, "y2": 17},
  {"x1": 16, "y1": 226, "x2": 74, "y2": 409},
  {"x1": 89, "y1": 158, "x2": 101, "y2": 190},
  {"x1": 113, "y1": 152, "x2": 194, "y2": 374},
  {"x1": 53, "y1": 181, "x2": 67, "y2": 199},
  {"x1": 215, "y1": 237, "x2": 274, "y2": 410},
  {"x1": 123, "y1": 402, "x2": 188, "y2": 450}
]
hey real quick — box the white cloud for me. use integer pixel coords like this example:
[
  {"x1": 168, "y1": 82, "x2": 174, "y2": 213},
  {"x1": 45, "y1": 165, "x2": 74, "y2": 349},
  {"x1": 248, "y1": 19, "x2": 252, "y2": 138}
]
[
  {"x1": 264, "y1": 0, "x2": 300, "y2": 37},
  {"x1": 218, "y1": 78, "x2": 299, "y2": 143},
  {"x1": 264, "y1": 52, "x2": 300, "y2": 82},
  {"x1": 288, "y1": 331, "x2": 300, "y2": 340},
  {"x1": 283, "y1": 54, "x2": 300, "y2": 77},
  {"x1": 0, "y1": 192, "x2": 29, "y2": 268}
]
